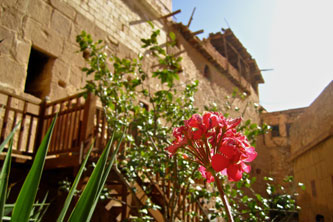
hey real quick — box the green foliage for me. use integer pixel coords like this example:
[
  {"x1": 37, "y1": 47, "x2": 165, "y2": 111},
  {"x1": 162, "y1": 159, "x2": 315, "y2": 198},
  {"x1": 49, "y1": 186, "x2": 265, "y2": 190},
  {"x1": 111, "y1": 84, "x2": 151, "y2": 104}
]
[
  {"x1": 56, "y1": 143, "x2": 94, "y2": 222},
  {"x1": 76, "y1": 27, "x2": 302, "y2": 222},
  {"x1": 11, "y1": 117, "x2": 56, "y2": 222},
  {"x1": 0, "y1": 117, "x2": 123, "y2": 221},
  {"x1": 194, "y1": 175, "x2": 303, "y2": 221},
  {"x1": 77, "y1": 27, "x2": 200, "y2": 220}
]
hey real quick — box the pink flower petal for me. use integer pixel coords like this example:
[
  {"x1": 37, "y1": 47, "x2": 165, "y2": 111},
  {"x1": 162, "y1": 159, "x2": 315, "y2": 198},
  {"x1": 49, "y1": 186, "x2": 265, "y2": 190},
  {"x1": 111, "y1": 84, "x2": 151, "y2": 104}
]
[
  {"x1": 240, "y1": 162, "x2": 251, "y2": 173},
  {"x1": 227, "y1": 164, "x2": 243, "y2": 181},
  {"x1": 244, "y1": 147, "x2": 257, "y2": 162},
  {"x1": 211, "y1": 154, "x2": 230, "y2": 172},
  {"x1": 227, "y1": 117, "x2": 242, "y2": 129},
  {"x1": 199, "y1": 165, "x2": 214, "y2": 183}
]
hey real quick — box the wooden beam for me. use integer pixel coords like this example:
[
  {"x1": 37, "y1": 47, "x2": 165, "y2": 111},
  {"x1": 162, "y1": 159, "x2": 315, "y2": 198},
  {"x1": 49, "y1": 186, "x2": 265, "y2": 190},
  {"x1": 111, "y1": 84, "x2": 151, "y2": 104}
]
[
  {"x1": 192, "y1": 29, "x2": 204, "y2": 36},
  {"x1": 160, "y1": 9, "x2": 181, "y2": 19},
  {"x1": 187, "y1": 7, "x2": 196, "y2": 27}
]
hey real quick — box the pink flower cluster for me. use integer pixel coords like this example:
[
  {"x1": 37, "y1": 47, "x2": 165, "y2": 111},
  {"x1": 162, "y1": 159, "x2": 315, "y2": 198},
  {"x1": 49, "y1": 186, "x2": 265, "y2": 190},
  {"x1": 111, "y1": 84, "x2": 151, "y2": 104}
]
[{"x1": 166, "y1": 112, "x2": 257, "y2": 182}]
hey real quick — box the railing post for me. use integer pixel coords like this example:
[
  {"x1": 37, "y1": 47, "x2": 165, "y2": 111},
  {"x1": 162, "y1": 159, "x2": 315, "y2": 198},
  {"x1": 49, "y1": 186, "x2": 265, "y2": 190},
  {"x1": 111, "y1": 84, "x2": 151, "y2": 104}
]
[
  {"x1": 34, "y1": 98, "x2": 47, "y2": 153},
  {"x1": 80, "y1": 92, "x2": 96, "y2": 154},
  {"x1": 0, "y1": 95, "x2": 12, "y2": 142}
]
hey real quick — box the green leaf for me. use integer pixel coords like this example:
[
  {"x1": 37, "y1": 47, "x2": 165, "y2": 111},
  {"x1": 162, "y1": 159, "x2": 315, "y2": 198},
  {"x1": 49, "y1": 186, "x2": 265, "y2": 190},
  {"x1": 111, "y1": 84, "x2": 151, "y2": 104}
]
[
  {"x1": 68, "y1": 133, "x2": 116, "y2": 221},
  {"x1": 33, "y1": 192, "x2": 49, "y2": 222},
  {"x1": 0, "y1": 139, "x2": 13, "y2": 219},
  {"x1": 0, "y1": 122, "x2": 21, "y2": 154},
  {"x1": 86, "y1": 132, "x2": 125, "y2": 221},
  {"x1": 11, "y1": 116, "x2": 57, "y2": 222},
  {"x1": 56, "y1": 142, "x2": 94, "y2": 222},
  {"x1": 169, "y1": 32, "x2": 176, "y2": 41}
]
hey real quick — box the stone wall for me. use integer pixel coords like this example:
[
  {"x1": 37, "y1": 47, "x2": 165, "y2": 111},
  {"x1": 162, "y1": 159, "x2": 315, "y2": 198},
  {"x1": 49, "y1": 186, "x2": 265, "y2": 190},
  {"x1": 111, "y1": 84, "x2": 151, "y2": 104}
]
[
  {"x1": 290, "y1": 81, "x2": 333, "y2": 157},
  {"x1": 290, "y1": 81, "x2": 333, "y2": 221},
  {"x1": 293, "y1": 137, "x2": 333, "y2": 221},
  {"x1": 0, "y1": 0, "x2": 171, "y2": 101},
  {"x1": 252, "y1": 108, "x2": 305, "y2": 193},
  {"x1": 170, "y1": 27, "x2": 261, "y2": 122},
  {"x1": 0, "y1": 0, "x2": 262, "y2": 121}
]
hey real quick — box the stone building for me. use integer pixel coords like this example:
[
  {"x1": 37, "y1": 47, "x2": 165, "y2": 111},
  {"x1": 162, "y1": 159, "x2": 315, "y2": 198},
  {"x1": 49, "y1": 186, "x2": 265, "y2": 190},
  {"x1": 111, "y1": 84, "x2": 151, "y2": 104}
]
[
  {"x1": 0, "y1": 0, "x2": 262, "y2": 119},
  {"x1": 0, "y1": 0, "x2": 265, "y2": 220},
  {"x1": 2, "y1": 0, "x2": 332, "y2": 221},
  {"x1": 253, "y1": 108, "x2": 305, "y2": 192},
  {"x1": 289, "y1": 81, "x2": 333, "y2": 221}
]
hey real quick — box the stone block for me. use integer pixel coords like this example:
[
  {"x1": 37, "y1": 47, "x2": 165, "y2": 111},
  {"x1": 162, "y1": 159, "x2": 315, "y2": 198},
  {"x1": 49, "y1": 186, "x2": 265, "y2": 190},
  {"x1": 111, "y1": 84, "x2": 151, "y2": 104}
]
[
  {"x1": 0, "y1": 57, "x2": 26, "y2": 91},
  {"x1": 0, "y1": 25, "x2": 15, "y2": 56},
  {"x1": 27, "y1": 0, "x2": 52, "y2": 26},
  {"x1": 52, "y1": 59, "x2": 70, "y2": 83},
  {"x1": 74, "y1": 11, "x2": 95, "y2": 31},
  {"x1": 0, "y1": 7, "x2": 23, "y2": 31},
  {"x1": 23, "y1": 17, "x2": 64, "y2": 57},
  {"x1": 50, "y1": 0, "x2": 76, "y2": 20},
  {"x1": 11, "y1": 39, "x2": 31, "y2": 65},
  {"x1": 60, "y1": 41, "x2": 85, "y2": 67},
  {"x1": 69, "y1": 68, "x2": 84, "y2": 87},
  {"x1": 51, "y1": 10, "x2": 72, "y2": 38}
]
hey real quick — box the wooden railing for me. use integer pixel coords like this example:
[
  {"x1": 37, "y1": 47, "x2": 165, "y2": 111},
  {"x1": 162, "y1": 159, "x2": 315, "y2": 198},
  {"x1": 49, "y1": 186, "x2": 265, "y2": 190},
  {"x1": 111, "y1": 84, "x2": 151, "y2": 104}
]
[
  {"x1": 94, "y1": 107, "x2": 110, "y2": 150},
  {"x1": 0, "y1": 89, "x2": 207, "y2": 220},
  {"x1": 147, "y1": 174, "x2": 208, "y2": 221},
  {"x1": 0, "y1": 90, "x2": 96, "y2": 167},
  {"x1": 0, "y1": 89, "x2": 40, "y2": 158}
]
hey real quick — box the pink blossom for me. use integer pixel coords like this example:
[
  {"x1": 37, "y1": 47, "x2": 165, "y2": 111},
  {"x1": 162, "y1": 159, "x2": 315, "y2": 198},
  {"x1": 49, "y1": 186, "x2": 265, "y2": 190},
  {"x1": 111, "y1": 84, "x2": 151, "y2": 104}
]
[{"x1": 166, "y1": 112, "x2": 257, "y2": 182}]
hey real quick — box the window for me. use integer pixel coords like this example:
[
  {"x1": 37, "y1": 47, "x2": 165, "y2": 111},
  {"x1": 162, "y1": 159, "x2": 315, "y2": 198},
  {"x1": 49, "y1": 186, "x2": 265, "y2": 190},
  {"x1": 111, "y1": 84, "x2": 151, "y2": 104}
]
[
  {"x1": 311, "y1": 180, "x2": 317, "y2": 197},
  {"x1": 315, "y1": 214, "x2": 324, "y2": 222},
  {"x1": 203, "y1": 65, "x2": 211, "y2": 80},
  {"x1": 286, "y1": 123, "x2": 292, "y2": 137},
  {"x1": 24, "y1": 47, "x2": 54, "y2": 99},
  {"x1": 139, "y1": 101, "x2": 149, "y2": 111},
  {"x1": 271, "y1": 125, "x2": 280, "y2": 137}
]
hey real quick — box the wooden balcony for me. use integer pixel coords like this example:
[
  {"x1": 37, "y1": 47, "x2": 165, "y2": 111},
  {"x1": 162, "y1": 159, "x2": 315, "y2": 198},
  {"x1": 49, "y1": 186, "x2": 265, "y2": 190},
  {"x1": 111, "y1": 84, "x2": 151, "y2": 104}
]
[{"x1": 0, "y1": 89, "x2": 208, "y2": 221}]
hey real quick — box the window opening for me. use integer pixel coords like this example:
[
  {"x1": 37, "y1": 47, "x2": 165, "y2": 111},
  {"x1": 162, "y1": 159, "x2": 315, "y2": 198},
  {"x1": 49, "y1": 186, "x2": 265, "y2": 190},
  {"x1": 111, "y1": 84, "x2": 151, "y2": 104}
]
[
  {"x1": 316, "y1": 214, "x2": 324, "y2": 222},
  {"x1": 203, "y1": 65, "x2": 211, "y2": 80},
  {"x1": 311, "y1": 180, "x2": 317, "y2": 197},
  {"x1": 24, "y1": 47, "x2": 54, "y2": 99},
  {"x1": 271, "y1": 125, "x2": 280, "y2": 137},
  {"x1": 139, "y1": 101, "x2": 149, "y2": 111},
  {"x1": 286, "y1": 123, "x2": 292, "y2": 137}
]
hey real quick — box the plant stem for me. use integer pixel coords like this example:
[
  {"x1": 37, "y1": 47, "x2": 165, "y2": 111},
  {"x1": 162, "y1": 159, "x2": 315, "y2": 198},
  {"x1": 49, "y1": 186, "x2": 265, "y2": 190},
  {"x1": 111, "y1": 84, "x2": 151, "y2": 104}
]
[{"x1": 212, "y1": 172, "x2": 234, "y2": 222}]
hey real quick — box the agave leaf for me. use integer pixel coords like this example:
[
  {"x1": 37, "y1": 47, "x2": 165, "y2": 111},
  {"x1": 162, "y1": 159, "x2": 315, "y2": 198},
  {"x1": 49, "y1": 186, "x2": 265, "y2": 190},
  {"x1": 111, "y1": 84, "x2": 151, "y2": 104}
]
[
  {"x1": 32, "y1": 192, "x2": 49, "y2": 222},
  {"x1": 0, "y1": 122, "x2": 21, "y2": 154},
  {"x1": 11, "y1": 116, "x2": 57, "y2": 222},
  {"x1": 68, "y1": 134, "x2": 114, "y2": 221},
  {"x1": 0, "y1": 139, "x2": 13, "y2": 220},
  {"x1": 86, "y1": 132, "x2": 124, "y2": 221},
  {"x1": 56, "y1": 142, "x2": 94, "y2": 222}
]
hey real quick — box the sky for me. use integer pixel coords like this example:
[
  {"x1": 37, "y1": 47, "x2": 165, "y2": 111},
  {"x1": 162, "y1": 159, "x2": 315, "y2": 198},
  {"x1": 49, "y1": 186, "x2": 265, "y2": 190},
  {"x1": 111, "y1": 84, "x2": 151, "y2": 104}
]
[{"x1": 172, "y1": 0, "x2": 333, "y2": 112}]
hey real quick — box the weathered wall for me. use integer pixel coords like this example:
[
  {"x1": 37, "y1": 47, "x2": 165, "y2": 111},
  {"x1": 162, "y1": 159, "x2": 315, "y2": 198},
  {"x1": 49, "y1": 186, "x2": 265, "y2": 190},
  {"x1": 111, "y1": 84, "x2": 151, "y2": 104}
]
[
  {"x1": 252, "y1": 108, "x2": 305, "y2": 193},
  {"x1": 0, "y1": 0, "x2": 261, "y2": 122},
  {"x1": 171, "y1": 29, "x2": 261, "y2": 122},
  {"x1": 0, "y1": 0, "x2": 171, "y2": 101},
  {"x1": 293, "y1": 137, "x2": 333, "y2": 221},
  {"x1": 289, "y1": 81, "x2": 333, "y2": 221},
  {"x1": 290, "y1": 81, "x2": 333, "y2": 157}
]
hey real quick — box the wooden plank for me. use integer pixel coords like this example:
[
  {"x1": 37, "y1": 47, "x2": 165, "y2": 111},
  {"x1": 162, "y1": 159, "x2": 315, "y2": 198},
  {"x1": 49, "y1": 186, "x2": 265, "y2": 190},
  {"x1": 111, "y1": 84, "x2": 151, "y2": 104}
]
[
  {"x1": 46, "y1": 91, "x2": 84, "y2": 107},
  {"x1": 160, "y1": 9, "x2": 181, "y2": 19},
  {"x1": 26, "y1": 116, "x2": 34, "y2": 152},
  {"x1": 71, "y1": 97, "x2": 81, "y2": 148},
  {"x1": 17, "y1": 101, "x2": 27, "y2": 151},
  {"x1": 63, "y1": 99, "x2": 72, "y2": 151},
  {"x1": 79, "y1": 93, "x2": 96, "y2": 148},
  {"x1": 34, "y1": 99, "x2": 46, "y2": 152},
  {"x1": 0, "y1": 89, "x2": 39, "y2": 105},
  {"x1": 0, "y1": 96, "x2": 12, "y2": 142}
]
